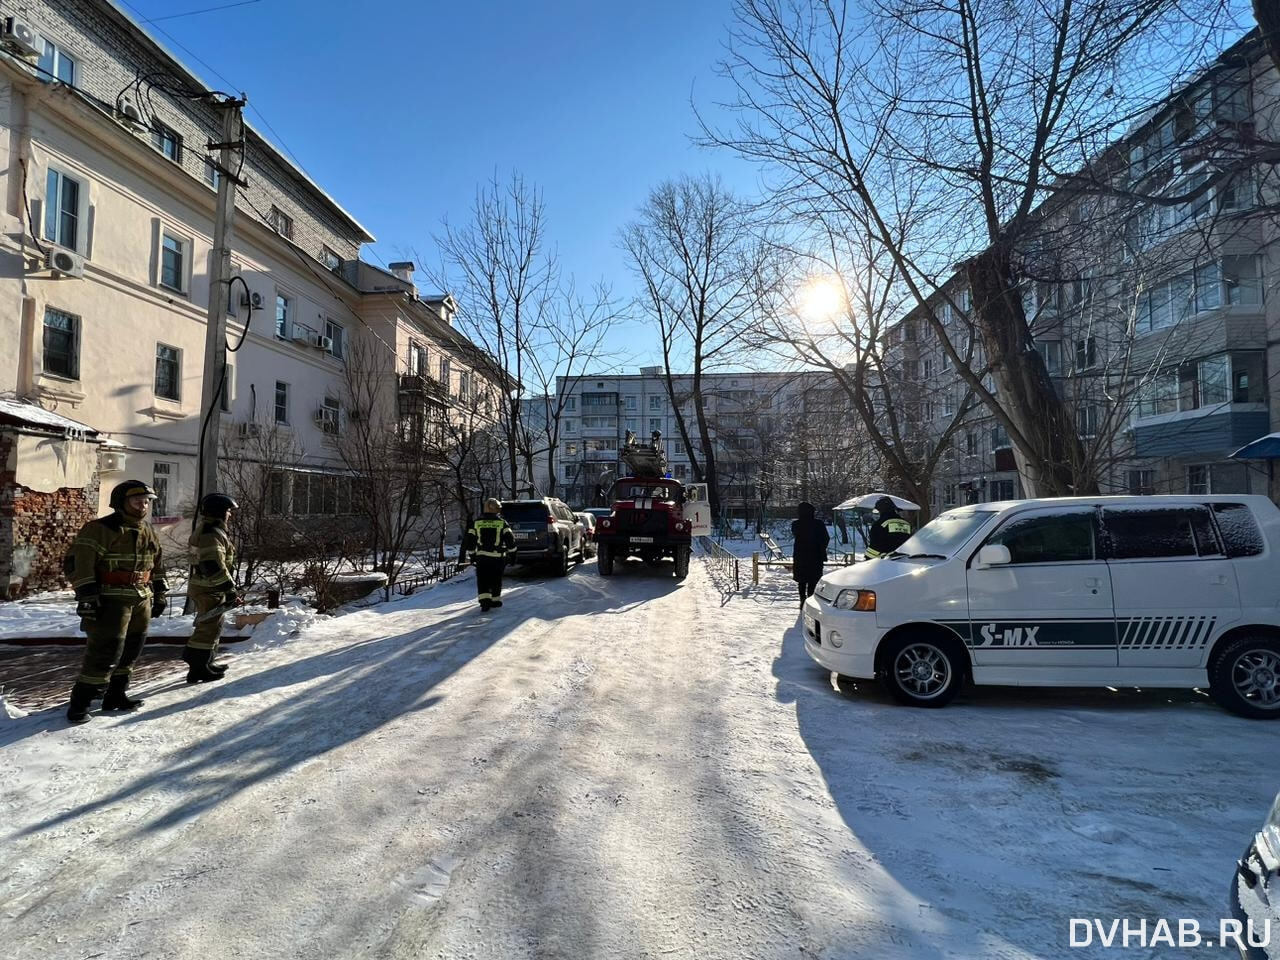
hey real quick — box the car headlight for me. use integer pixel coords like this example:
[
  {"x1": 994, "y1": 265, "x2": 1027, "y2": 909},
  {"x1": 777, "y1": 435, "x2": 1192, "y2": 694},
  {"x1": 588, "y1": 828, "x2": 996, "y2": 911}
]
[
  {"x1": 833, "y1": 589, "x2": 876, "y2": 611},
  {"x1": 674, "y1": 522, "x2": 685, "y2": 531}
]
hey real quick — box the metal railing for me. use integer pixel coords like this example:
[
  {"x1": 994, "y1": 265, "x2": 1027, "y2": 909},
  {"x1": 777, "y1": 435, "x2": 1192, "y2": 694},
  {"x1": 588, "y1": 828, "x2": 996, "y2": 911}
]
[
  {"x1": 394, "y1": 561, "x2": 461, "y2": 596},
  {"x1": 697, "y1": 536, "x2": 740, "y2": 592}
]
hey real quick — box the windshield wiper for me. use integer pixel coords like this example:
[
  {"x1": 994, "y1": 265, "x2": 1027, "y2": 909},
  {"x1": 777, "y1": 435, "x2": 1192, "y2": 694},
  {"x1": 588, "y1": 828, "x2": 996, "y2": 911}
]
[{"x1": 890, "y1": 552, "x2": 947, "y2": 560}]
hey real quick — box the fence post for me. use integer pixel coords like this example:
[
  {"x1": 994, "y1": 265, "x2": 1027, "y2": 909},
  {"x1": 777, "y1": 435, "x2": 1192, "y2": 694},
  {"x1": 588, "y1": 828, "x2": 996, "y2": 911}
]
[{"x1": 752, "y1": 551, "x2": 759, "y2": 585}]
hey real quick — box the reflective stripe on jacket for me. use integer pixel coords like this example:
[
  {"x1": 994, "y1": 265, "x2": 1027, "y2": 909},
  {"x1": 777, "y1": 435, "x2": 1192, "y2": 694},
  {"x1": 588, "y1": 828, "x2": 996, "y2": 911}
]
[
  {"x1": 188, "y1": 518, "x2": 236, "y2": 595},
  {"x1": 465, "y1": 516, "x2": 516, "y2": 559},
  {"x1": 866, "y1": 517, "x2": 912, "y2": 558},
  {"x1": 68, "y1": 513, "x2": 165, "y2": 600}
]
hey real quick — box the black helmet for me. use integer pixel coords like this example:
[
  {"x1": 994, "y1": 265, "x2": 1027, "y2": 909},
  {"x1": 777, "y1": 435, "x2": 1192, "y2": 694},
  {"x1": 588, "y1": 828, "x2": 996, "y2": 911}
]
[
  {"x1": 199, "y1": 493, "x2": 239, "y2": 519},
  {"x1": 874, "y1": 496, "x2": 898, "y2": 516},
  {"x1": 110, "y1": 479, "x2": 156, "y2": 511}
]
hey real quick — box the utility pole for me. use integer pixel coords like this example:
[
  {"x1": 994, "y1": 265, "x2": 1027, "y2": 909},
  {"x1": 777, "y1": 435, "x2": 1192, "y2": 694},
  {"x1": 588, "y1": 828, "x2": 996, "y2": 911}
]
[{"x1": 197, "y1": 96, "x2": 246, "y2": 510}]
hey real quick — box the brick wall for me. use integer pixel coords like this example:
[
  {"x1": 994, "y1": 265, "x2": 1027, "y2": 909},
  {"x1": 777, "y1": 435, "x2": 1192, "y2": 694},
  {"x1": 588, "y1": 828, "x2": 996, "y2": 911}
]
[
  {"x1": 15, "y1": 0, "x2": 367, "y2": 259},
  {"x1": 0, "y1": 428, "x2": 100, "y2": 598}
]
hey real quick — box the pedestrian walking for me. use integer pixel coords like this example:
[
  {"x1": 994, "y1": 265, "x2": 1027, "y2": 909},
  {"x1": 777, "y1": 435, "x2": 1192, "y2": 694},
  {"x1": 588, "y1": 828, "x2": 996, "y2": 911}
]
[
  {"x1": 866, "y1": 496, "x2": 912, "y2": 559},
  {"x1": 184, "y1": 493, "x2": 239, "y2": 683},
  {"x1": 64, "y1": 480, "x2": 168, "y2": 724},
  {"x1": 464, "y1": 498, "x2": 516, "y2": 612},
  {"x1": 791, "y1": 501, "x2": 829, "y2": 608}
]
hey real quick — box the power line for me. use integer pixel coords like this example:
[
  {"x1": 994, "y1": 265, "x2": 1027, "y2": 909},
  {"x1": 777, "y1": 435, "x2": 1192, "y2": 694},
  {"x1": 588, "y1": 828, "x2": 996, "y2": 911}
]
[{"x1": 141, "y1": 0, "x2": 263, "y2": 24}]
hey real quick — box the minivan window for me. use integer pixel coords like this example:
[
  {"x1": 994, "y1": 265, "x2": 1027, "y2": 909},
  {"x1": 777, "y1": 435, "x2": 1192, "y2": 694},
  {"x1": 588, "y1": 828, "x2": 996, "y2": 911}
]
[
  {"x1": 986, "y1": 511, "x2": 1095, "y2": 563},
  {"x1": 503, "y1": 504, "x2": 549, "y2": 524},
  {"x1": 1103, "y1": 507, "x2": 1205, "y2": 559},
  {"x1": 1213, "y1": 503, "x2": 1265, "y2": 557},
  {"x1": 891, "y1": 509, "x2": 995, "y2": 558}
]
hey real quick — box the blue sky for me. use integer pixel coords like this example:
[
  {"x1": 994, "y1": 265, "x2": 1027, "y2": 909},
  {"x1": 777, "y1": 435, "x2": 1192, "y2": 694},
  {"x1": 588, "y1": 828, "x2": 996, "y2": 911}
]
[{"x1": 118, "y1": 0, "x2": 762, "y2": 364}]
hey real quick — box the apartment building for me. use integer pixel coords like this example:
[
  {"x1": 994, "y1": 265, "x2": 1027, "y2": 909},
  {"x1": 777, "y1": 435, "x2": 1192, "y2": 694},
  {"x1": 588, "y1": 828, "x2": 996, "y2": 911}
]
[
  {"x1": 555, "y1": 367, "x2": 868, "y2": 516},
  {"x1": 881, "y1": 31, "x2": 1279, "y2": 512},
  {"x1": 0, "y1": 0, "x2": 501, "y2": 593}
]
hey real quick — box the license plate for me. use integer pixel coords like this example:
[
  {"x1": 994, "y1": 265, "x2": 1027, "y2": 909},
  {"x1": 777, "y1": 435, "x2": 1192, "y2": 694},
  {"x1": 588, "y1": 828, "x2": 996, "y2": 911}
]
[
  {"x1": 630, "y1": 536, "x2": 654, "y2": 544},
  {"x1": 515, "y1": 531, "x2": 533, "y2": 540},
  {"x1": 804, "y1": 614, "x2": 818, "y2": 639}
]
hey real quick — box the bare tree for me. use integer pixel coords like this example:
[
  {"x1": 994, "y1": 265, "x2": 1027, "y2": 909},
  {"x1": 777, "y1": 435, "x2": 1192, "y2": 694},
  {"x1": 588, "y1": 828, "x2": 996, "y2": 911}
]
[
  {"x1": 708, "y1": 0, "x2": 1254, "y2": 496},
  {"x1": 430, "y1": 173, "x2": 557, "y2": 497},
  {"x1": 621, "y1": 174, "x2": 774, "y2": 519}
]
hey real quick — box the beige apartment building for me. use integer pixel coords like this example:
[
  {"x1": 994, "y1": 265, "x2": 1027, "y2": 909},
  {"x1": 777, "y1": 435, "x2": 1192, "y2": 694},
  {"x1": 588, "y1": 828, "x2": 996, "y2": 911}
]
[
  {"x1": 0, "y1": 0, "x2": 502, "y2": 595},
  {"x1": 881, "y1": 31, "x2": 1280, "y2": 512}
]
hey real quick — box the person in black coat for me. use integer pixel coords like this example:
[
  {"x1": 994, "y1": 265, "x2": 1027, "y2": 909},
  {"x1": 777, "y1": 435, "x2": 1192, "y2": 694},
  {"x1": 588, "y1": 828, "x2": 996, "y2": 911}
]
[{"x1": 791, "y1": 501, "x2": 830, "y2": 608}]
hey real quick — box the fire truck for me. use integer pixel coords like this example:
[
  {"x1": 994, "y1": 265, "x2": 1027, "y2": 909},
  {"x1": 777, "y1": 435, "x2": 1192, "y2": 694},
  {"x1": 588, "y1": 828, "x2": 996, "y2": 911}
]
[{"x1": 594, "y1": 434, "x2": 710, "y2": 579}]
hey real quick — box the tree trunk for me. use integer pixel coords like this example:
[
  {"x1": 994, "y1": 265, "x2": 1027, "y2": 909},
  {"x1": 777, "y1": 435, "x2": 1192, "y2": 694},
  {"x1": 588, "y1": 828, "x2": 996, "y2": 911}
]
[{"x1": 964, "y1": 246, "x2": 1099, "y2": 497}]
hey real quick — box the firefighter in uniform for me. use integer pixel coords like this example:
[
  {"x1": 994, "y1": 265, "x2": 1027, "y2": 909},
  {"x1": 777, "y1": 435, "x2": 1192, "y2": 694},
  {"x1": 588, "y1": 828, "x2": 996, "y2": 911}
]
[
  {"x1": 185, "y1": 493, "x2": 239, "y2": 683},
  {"x1": 65, "y1": 480, "x2": 167, "y2": 724},
  {"x1": 464, "y1": 498, "x2": 516, "y2": 612},
  {"x1": 865, "y1": 496, "x2": 913, "y2": 559}
]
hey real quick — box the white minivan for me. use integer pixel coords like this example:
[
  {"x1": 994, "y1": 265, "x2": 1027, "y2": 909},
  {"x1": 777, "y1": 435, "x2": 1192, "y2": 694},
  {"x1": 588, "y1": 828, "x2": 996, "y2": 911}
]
[{"x1": 803, "y1": 496, "x2": 1280, "y2": 718}]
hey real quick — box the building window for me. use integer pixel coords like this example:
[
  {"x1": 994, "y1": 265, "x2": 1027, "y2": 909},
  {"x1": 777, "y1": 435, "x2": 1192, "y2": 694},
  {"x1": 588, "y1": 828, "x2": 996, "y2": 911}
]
[
  {"x1": 408, "y1": 341, "x2": 425, "y2": 376},
  {"x1": 439, "y1": 357, "x2": 451, "y2": 388},
  {"x1": 649, "y1": 395, "x2": 661, "y2": 411},
  {"x1": 1187, "y1": 464, "x2": 1209, "y2": 495},
  {"x1": 44, "y1": 168, "x2": 82, "y2": 250},
  {"x1": 319, "y1": 396, "x2": 341, "y2": 435},
  {"x1": 152, "y1": 462, "x2": 175, "y2": 518},
  {"x1": 943, "y1": 394, "x2": 955, "y2": 417},
  {"x1": 565, "y1": 397, "x2": 576, "y2": 411},
  {"x1": 151, "y1": 123, "x2": 182, "y2": 163},
  {"x1": 564, "y1": 441, "x2": 579, "y2": 456},
  {"x1": 944, "y1": 483, "x2": 957, "y2": 506},
  {"x1": 925, "y1": 400, "x2": 937, "y2": 421},
  {"x1": 648, "y1": 418, "x2": 661, "y2": 434},
  {"x1": 1034, "y1": 340, "x2": 1062, "y2": 374},
  {"x1": 274, "y1": 381, "x2": 289, "y2": 424},
  {"x1": 1127, "y1": 469, "x2": 1155, "y2": 495},
  {"x1": 154, "y1": 344, "x2": 181, "y2": 400},
  {"x1": 625, "y1": 395, "x2": 637, "y2": 411},
  {"x1": 675, "y1": 441, "x2": 685, "y2": 456},
  {"x1": 922, "y1": 358, "x2": 934, "y2": 379},
  {"x1": 204, "y1": 158, "x2": 221, "y2": 188},
  {"x1": 160, "y1": 232, "x2": 187, "y2": 292},
  {"x1": 321, "y1": 246, "x2": 342, "y2": 272},
  {"x1": 965, "y1": 432, "x2": 977, "y2": 456},
  {"x1": 459, "y1": 371, "x2": 471, "y2": 401},
  {"x1": 324, "y1": 319, "x2": 345, "y2": 360},
  {"x1": 1074, "y1": 336, "x2": 1096, "y2": 372},
  {"x1": 564, "y1": 419, "x2": 576, "y2": 433},
  {"x1": 38, "y1": 38, "x2": 76, "y2": 85},
  {"x1": 268, "y1": 472, "x2": 285, "y2": 515},
  {"x1": 275, "y1": 294, "x2": 291, "y2": 338},
  {"x1": 42, "y1": 307, "x2": 79, "y2": 379},
  {"x1": 990, "y1": 479, "x2": 1016, "y2": 500},
  {"x1": 1223, "y1": 256, "x2": 1262, "y2": 306},
  {"x1": 268, "y1": 205, "x2": 293, "y2": 240},
  {"x1": 1076, "y1": 403, "x2": 1099, "y2": 438}
]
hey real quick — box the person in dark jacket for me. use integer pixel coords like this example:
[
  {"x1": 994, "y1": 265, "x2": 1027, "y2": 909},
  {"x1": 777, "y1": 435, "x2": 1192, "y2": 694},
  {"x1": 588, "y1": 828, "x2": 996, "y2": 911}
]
[
  {"x1": 791, "y1": 501, "x2": 830, "y2": 608},
  {"x1": 464, "y1": 499, "x2": 516, "y2": 612},
  {"x1": 866, "y1": 496, "x2": 912, "y2": 559}
]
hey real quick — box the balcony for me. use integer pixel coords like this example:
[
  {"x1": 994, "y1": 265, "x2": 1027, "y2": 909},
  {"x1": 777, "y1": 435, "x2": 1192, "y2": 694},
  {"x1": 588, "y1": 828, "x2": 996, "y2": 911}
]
[
  {"x1": 1132, "y1": 406, "x2": 1268, "y2": 458},
  {"x1": 584, "y1": 448, "x2": 618, "y2": 462},
  {"x1": 398, "y1": 373, "x2": 447, "y2": 402}
]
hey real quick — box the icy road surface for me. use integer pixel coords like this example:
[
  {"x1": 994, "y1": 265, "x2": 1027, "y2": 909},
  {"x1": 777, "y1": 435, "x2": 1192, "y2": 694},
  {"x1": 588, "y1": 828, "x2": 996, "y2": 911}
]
[{"x1": 2, "y1": 558, "x2": 1277, "y2": 959}]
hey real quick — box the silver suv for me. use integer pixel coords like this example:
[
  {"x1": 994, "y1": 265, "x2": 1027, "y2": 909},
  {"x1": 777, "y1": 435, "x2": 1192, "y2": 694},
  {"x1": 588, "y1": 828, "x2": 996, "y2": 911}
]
[{"x1": 501, "y1": 498, "x2": 585, "y2": 576}]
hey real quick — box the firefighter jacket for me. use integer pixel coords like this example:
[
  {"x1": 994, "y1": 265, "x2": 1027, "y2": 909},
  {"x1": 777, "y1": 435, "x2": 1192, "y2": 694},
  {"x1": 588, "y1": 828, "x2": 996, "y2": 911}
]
[
  {"x1": 188, "y1": 518, "x2": 237, "y2": 598},
  {"x1": 465, "y1": 516, "x2": 516, "y2": 560},
  {"x1": 866, "y1": 516, "x2": 912, "y2": 559},
  {"x1": 68, "y1": 512, "x2": 166, "y2": 602}
]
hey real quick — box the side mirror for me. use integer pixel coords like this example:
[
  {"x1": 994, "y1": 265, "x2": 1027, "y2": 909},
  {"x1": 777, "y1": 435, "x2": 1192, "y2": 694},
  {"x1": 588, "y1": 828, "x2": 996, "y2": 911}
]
[{"x1": 978, "y1": 544, "x2": 1012, "y2": 566}]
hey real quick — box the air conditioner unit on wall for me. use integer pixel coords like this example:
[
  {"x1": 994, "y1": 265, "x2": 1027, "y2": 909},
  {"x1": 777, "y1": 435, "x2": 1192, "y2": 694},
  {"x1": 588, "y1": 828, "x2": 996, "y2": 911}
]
[
  {"x1": 312, "y1": 335, "x2": 333, "y2": 352},
  {"x1": 46, "y1": 247, "x2": 85, "y2": 278},
  {"x1": 242, "y1": 290, "x2": 264, "y2": 310},
  {"x1": 100, "y1": 450, "x2": 126, "y2": 472},
  {"x1": 115, "y1": 97, "x2": 145, "y2": 131},
  {"x1": 237, "y1": 422, "x2": 261, "y2": 438},
  {"x1": 2, "y1": 18, "x2": 42, "y2": 59},
  {"x1": 290, "y1": 329, "x2": 312, "y2": 344}
]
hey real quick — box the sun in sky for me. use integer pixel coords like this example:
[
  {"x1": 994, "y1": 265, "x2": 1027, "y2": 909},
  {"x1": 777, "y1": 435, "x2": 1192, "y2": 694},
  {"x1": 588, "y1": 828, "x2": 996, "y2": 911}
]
[{"x1": 795, "y1": 274, "x2": 849, "y2": 324}]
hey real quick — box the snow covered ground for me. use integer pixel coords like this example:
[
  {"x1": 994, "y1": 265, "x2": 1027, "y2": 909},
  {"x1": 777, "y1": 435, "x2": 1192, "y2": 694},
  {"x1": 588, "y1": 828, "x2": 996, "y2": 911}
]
[{"x1": 1, "y1": 558, "x2": 1275, "y2": 959}]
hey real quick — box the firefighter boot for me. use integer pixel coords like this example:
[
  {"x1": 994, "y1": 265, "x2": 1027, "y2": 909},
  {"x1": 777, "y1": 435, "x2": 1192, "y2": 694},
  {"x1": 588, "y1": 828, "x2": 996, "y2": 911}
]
[
  {"x1": 183, "y1": 647, "x2": 225, "y2": 684},
  {"x1": 101, "y1": 675, "x2": 144, "y2": 712},
  {"x1": 66, "y1": 681, "x2": 99, "y2": 725}
]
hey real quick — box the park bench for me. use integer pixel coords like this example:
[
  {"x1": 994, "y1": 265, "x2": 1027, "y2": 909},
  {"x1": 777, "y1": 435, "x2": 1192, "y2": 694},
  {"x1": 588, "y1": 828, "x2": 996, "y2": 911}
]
[{"x1": 752, "y1": 532, "x2": 854, "y2": 585}]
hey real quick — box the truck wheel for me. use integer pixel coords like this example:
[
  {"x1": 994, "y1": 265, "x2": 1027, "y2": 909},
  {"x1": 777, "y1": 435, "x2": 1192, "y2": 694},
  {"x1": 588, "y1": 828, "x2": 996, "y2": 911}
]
[
  {"x1": 674, "y1": 546, "x2": 690, "y2": 580},
  {"x1": 555, "y1": 547, "x2": 570, "y2": 577},
  {"x1": 597, "y1": 543, "x2": 614, "y2": 577},
  {"x1": 1209, "y1": 635, "x2": 1280, "y2": 719},
  {"x1": 881, "y1": 634, "x2": 963, "y2": 708}
]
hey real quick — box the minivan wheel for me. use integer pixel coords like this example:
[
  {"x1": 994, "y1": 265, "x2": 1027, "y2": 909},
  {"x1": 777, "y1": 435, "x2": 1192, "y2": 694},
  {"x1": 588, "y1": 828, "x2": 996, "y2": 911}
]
[
  {"x1": 1210, "y1": 635, "x2": 1280, "y2": 719},
  {"x1": 881, "y1": 635, "x2": 963, "y2": 708}
]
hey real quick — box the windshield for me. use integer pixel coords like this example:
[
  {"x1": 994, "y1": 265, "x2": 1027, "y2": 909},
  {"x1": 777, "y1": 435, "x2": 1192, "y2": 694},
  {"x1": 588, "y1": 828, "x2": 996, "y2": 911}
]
[
  {"x1": 619, "y1": 482, "x2": 678, "y2": 501},
  {"x1": 891, "y1": 509, "x2": 996, "y2": 559}
]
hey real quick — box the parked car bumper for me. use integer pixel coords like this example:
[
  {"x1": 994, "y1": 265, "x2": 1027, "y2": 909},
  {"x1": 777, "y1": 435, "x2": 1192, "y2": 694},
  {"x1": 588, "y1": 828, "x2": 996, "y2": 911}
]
[{"x1": 802, "y1": 596, "x2": 878, "y2": 678}]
